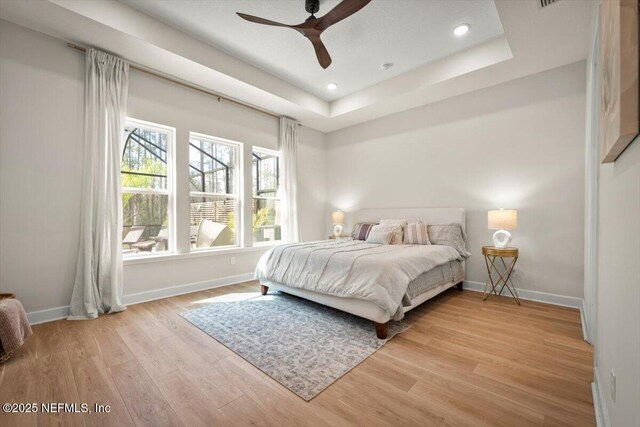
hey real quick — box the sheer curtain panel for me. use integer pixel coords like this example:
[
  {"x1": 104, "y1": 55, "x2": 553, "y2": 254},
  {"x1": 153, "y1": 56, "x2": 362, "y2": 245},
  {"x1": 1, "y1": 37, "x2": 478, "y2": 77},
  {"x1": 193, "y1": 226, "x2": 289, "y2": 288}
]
[
  {"x1": 279, "y1": 117, "x2": 300, "y2": 243},
  {"x1": 69, "y1": 49, "x2": 129, "y2": 319}
]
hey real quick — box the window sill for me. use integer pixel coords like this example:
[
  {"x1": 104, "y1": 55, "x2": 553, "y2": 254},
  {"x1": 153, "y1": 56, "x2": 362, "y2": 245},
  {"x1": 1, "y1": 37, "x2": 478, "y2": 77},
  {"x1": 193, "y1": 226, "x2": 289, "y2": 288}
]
[{"x1": 123, "y1": 245, "x2": 273, "y2": 266}]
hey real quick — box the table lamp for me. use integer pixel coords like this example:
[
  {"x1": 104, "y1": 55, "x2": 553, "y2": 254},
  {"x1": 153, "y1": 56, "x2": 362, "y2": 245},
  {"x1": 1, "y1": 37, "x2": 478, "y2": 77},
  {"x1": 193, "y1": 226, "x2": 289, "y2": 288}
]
[
  {"x1": 488, "y1": 209, "x2": 518, "y2": 248},
  {"x1": 332, "y1": 210, "x2": 345, "y2": 238}
]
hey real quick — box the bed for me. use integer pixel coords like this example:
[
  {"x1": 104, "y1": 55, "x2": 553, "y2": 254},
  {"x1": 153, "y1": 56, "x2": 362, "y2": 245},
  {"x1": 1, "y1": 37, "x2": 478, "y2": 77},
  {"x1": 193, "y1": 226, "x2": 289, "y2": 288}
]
[{"x1": 256, "y1": 208, "x2": 468, "y2": 338}]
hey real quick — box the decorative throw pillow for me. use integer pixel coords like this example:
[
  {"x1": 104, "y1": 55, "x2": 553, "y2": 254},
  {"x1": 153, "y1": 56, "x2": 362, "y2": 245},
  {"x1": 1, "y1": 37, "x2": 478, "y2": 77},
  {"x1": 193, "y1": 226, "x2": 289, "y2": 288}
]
[
  {"x1": 404, "y1": 222, "x2": 431, "y2": 245},
  {"x1": 428, "y1": 223, "x2": 471, "y2": 258},
  {"x1": 351, "y1": 222, "x2": 378, "y2": 241},
  {"x1": 366, "y1": 230, "x2": 393, "y2": 245},
  {"x1": 369, "y1": 224, "x2": 403, "y2": 245},
  {"x1": 379, "y1": 219, "x2": 408, "y2": 242}
]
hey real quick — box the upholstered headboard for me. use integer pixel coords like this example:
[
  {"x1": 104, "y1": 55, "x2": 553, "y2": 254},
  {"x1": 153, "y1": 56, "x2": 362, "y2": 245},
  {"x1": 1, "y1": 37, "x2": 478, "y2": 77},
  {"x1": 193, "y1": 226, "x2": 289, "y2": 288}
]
[{"x1": 352, "y1": 207, "x2": 466, "y2": 232}]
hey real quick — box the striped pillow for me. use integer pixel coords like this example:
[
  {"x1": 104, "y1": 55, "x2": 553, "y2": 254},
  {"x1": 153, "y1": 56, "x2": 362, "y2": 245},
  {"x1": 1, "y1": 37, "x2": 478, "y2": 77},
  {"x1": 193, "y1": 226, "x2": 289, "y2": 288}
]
[
  {"x1": 404, "y1": 222, "x2": 431, "y2": 245},
  {"x1": 351, "y1": 222, "x2": 377, "y2": 241}
]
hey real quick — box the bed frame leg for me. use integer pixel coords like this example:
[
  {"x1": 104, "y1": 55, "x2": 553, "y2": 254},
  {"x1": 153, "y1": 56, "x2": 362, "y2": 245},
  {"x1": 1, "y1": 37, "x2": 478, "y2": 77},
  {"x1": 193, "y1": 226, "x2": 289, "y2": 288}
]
[
  {"x1": 260, "y1": 285, "x2": 269, "y2": 295},
  {"x1": 456, "y1": 281, "x2": 463, "y2": 291},
  {"x1": 375, "y1": 322, "x2": 388, "y2": 339}
]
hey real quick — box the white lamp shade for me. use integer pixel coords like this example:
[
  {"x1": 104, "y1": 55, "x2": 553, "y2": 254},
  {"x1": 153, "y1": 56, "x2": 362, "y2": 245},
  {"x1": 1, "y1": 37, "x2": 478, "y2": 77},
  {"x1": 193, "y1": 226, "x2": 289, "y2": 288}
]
[
  {"x1": 488, "y1": 209, "x2": 517, "y2": 230},
  {"x1": 332, "y1": 210, "x2": 345, "y2": 225}
]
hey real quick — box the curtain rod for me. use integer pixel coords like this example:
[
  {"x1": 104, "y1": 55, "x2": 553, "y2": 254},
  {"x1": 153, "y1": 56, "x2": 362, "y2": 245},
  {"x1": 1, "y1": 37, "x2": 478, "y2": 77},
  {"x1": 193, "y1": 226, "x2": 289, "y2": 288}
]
[{"x1": 67, "y1": 43, "x2": 301, "y2": 125}]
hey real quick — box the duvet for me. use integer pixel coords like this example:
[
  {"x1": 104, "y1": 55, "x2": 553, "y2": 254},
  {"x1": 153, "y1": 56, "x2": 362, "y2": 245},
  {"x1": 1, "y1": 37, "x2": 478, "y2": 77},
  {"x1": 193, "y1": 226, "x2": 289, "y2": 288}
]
[{"x1": 255, "y1": 240, "x2": 463, "y2": 320}]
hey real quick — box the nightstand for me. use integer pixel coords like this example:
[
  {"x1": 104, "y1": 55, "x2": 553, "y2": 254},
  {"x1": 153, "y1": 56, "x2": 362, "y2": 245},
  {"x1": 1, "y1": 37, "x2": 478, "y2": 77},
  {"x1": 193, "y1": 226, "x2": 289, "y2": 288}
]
[
  {"x1": 329, "y1": 235, "x2": 351, "y2": 240},
  {"x1": 482, "y1": 246, "x2": 520, "y2": 304}
]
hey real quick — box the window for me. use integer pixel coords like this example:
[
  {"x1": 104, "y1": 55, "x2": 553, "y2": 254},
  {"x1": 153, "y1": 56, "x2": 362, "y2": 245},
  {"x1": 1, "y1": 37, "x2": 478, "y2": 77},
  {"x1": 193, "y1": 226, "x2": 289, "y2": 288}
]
[
  {"x1": 121, "y1": 120, "x2": 173, "y2": 257},
  {"x1": 252, "y1": 148, "x2": 282, "y2": 243},
  {"x1": 189, "y1": 133, "x2": 240, "y2": 249}
]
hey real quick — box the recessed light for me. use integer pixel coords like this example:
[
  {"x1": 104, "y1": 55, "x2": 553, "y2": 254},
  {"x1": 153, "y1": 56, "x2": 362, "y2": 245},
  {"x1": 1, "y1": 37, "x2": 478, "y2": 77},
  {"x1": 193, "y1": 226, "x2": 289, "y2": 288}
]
[
  {"x1": 453, "y1": 24, "x2": 470, "y2": 37},
  {"x1": 327, "y1": 82, "x2": 338, "y2": 91}
]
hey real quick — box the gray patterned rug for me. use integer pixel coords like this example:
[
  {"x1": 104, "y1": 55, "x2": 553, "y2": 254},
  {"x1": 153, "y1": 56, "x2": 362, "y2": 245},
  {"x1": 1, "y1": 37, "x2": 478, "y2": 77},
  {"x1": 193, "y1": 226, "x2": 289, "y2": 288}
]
[{"x1": 180, "y1": 292, "x2": 409, "y2": 400}]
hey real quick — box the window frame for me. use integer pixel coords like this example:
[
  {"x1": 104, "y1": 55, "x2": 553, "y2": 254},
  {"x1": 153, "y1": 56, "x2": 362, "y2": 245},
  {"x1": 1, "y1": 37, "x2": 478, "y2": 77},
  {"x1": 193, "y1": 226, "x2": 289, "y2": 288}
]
[
  {"x1": 121, "y1": 117, "x2": 176, "y2": 258},
  {"x1": 252, "y1": 146, "x2": 283, "y2": 246},
  {"x1": 188, "y1": 131, "x2": 243, "y2": 252}
]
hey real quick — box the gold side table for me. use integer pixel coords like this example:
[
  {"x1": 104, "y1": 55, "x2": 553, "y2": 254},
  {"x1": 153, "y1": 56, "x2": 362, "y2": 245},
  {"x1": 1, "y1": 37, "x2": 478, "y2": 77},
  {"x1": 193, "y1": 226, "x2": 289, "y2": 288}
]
[{"x1": 482, "y1": 246, "x2": 520, "y2": 304}]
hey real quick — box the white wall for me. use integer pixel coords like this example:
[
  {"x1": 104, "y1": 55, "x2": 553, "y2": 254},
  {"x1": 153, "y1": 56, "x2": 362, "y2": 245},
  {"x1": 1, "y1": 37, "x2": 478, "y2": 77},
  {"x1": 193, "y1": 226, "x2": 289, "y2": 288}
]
[
  {"x1": 0, "y1": 20, "x2": 326, "y2": 315},
  {"x1": 326, "y1": 61, "x2": 587, "y2": 298},
  {"x1": 0, "y1": 20, "x2": 84, "y2": 314},
  {"x1": 595, "y1": 138, "x2": 640, "y2": 427}
]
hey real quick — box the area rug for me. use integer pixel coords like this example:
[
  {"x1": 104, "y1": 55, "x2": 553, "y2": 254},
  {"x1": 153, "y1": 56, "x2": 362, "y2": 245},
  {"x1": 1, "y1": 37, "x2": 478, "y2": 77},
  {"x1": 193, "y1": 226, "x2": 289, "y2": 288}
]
[{"x1": 180, "y1": 292, "x2": 409, "y2": 400}]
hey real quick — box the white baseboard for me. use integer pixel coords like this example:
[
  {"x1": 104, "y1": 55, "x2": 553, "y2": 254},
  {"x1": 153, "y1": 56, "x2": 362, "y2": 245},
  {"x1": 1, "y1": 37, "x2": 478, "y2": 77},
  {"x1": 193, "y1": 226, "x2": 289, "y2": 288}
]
[
  {"x1": 462, "y1": 280, "x2": 584, "y2": 309},
  {"x1": 592, "y1": 368, "x2": 610, "y2": 427},
  {"x1": 581, "y1": 299, "x2": 589, "y2": 342},
  {"x1": 26, "y1": 305, "x2": 73, "y2": 325},
  {"x1": 26, "y1": 272, "x2": 255, "y2": 325}
]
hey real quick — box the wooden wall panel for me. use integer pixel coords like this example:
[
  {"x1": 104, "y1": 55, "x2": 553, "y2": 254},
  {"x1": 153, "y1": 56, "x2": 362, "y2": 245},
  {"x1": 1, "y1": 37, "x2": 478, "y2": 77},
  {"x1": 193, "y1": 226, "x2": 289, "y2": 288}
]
[{"x1": 600, "y1": 0, "x2": 639, "y2": 163}]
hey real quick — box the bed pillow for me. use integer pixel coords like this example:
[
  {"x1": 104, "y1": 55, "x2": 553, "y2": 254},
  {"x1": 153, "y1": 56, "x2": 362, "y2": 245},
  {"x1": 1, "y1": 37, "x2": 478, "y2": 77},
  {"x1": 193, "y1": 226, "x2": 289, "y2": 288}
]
[
  {"x1": 366, "y1": 230, "x2": 393, "y2": 245},
  {"x1": 369, "y1": 224, "x2": 403, "y2": 245},
  {"x1": 428, "y1": 223, "x2": 471, "y2": 258},
  {"x1": 351, "y1": 222, "x2": 378, "y2": 241},
  {"x1": 379, "y1": 219, "x2": 408, "y2": 243},
  {"x1": 404, "y1": 222, "x2": 431, "y2": 245},
  {"x1": 379, "y1": 219, "x2": 408, "y2": 229}
]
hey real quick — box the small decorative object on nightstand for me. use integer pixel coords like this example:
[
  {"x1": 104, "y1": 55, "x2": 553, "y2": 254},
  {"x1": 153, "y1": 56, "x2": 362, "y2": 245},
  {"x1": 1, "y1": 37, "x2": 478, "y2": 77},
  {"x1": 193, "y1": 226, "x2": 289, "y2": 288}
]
[
  {"x1": 488, "y1": 208, "x2": 518, "y2": 248},
  {"x1": 332, "y1": 210, "x2": 345, "y2": 238},
  {"x1": 482, "y1": 246, "x2": 520, "y2": 304}
]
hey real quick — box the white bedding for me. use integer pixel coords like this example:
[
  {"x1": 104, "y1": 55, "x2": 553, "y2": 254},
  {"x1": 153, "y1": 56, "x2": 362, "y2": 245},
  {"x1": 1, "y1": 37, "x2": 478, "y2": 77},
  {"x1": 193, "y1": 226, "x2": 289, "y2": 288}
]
[{"x1": 255, "y1": 240, "x2": 463, "y2": 320}]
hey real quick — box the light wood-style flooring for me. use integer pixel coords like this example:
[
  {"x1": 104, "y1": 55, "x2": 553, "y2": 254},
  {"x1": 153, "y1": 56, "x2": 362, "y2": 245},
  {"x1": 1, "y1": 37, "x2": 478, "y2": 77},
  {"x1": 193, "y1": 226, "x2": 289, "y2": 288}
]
[{"x1": 0, "y1": 282, "x2": 595, "y2": 426}]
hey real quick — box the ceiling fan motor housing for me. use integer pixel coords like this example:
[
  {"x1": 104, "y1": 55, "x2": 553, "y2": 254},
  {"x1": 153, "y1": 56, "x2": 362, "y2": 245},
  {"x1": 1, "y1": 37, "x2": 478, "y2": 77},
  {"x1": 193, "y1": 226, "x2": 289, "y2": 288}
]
[{"x1": 305, "y1": 0, "x2": 320, "y2": 15}]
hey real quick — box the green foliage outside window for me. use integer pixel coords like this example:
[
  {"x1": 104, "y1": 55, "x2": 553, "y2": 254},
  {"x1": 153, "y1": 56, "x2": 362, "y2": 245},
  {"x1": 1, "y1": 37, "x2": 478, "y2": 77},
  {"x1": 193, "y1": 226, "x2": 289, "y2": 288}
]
[{"x1": 227, "y1": 207, "x2": 274, "y2": 232}]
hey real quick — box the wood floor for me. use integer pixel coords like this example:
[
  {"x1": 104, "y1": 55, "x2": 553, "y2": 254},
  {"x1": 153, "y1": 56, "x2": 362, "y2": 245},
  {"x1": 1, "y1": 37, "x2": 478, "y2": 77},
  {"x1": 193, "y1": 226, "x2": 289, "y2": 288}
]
[{"x1": 0, "y1": 282, "x2": 595, "y2": 427}]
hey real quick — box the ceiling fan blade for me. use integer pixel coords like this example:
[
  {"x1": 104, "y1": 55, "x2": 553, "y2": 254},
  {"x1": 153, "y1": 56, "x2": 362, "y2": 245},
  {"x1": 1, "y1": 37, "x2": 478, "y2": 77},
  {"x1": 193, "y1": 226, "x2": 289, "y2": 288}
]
[
  {"x1": 236, "y1": 12, "x2": 294, "y2": 28},
  {"x1": 309, "y1": 37, "x2": 332, "y2": 69},
  {"x1": 316, "y1": 0, "x2": 372, "y2": 32}
]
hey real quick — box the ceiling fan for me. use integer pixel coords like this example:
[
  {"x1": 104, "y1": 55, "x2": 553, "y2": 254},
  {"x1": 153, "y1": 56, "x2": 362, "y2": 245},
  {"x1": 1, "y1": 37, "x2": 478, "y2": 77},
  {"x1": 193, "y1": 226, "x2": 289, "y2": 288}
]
[{"x1": 237, "y1": 0, "x2": 372, "y2": 69}]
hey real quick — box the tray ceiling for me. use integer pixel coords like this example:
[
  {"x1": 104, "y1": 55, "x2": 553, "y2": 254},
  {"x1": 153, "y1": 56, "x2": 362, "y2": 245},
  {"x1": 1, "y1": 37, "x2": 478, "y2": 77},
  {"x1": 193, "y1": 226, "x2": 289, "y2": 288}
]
[
  {"x1": 118, "y1": 0, "x2": 505, "y2": 101},
  {"x1": 0, "y1": 0, "x2": 595, "y2": 132}
]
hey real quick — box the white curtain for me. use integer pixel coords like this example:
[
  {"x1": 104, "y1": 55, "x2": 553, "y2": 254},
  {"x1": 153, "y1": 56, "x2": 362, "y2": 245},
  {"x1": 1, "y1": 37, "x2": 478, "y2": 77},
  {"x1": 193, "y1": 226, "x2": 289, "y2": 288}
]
[
  {"x1": 69, "y1": 49, "x2": 129, "y2": 320},
  {"x1": 279, "y1": 117, "x2": 300, "y2": 243}
]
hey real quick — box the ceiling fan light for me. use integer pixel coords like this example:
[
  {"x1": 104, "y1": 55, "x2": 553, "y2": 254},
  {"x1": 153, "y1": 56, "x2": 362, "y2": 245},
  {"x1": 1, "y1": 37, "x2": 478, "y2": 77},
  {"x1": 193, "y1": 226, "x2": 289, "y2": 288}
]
[
  {"x1": 327, "y1": 82, "x2": 338, "y2": 91},
  {"x1": 454, "y1": 24, "x2": 470, "y2": 36}
]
